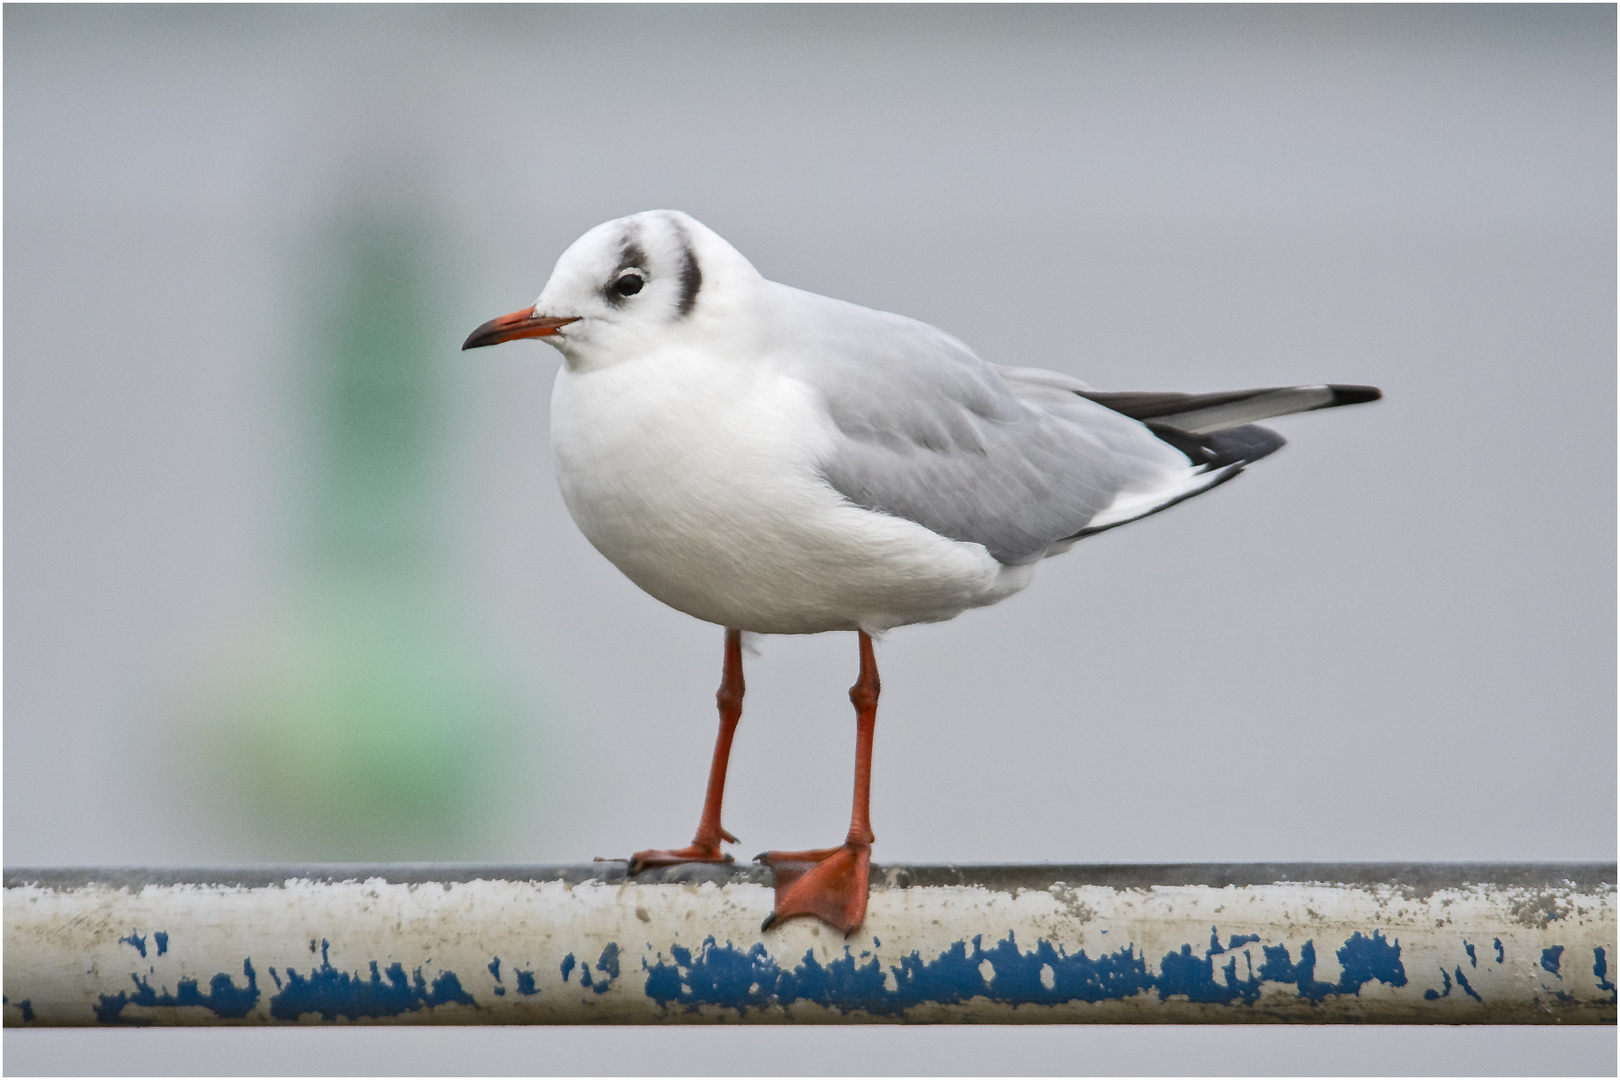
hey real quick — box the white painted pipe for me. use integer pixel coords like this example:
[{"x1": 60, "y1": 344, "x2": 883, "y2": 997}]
[{"x1": 4, "y1": 864, "x2": 1613, "y2": 1025}]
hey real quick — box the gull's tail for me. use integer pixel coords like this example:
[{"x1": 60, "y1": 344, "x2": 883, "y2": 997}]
[
  {"x1": 1082, "y1": 383, "x2": 1380, "y2": 466},
  {"x1": 1080, "y1": 384, "x2": 1382, "y2": 435},
  {"x1": 1066, "y1": 383, "x2": 1381, "y2": 539}
]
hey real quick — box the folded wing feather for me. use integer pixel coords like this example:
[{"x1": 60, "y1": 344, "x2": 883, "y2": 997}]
[{"x1": 778, "y1": 285, "x2": 1379, "y2": 566}]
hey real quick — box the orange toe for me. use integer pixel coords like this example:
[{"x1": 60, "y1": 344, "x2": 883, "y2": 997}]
[
  {"x1": 756, "y1": 842, "x2": 871, "y2": 935},
  {"x1": 629, "y1": 844, "x2": 734, "y2": 874}
]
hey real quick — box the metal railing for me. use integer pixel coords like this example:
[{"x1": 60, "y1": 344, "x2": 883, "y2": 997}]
[{"x1": 5, "y1": 862, "x2": 1613, "y2": 1025}]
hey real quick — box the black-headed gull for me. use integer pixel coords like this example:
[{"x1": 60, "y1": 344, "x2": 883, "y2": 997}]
[{"x1": 464, "y1": 209, "x2": 1380, "y2": 934}]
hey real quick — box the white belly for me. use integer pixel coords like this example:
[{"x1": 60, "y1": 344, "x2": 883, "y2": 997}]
[{"x1": 549, "y1": 351, "x2": 1034, "y2": 634}]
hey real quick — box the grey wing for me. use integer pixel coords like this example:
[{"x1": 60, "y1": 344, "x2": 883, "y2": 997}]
[{"x1": 780, "y1": 294, "x2": 1201, "y2": 565}]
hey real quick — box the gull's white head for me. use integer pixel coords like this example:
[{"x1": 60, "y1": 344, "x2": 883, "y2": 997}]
[{"x1": 463, "y1": 210, "x2": 761, "y2": 369}]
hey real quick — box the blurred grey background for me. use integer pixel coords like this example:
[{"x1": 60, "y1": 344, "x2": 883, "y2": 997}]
[{"x1": 5, "y1": 4, "x2": 1613, "y2": 1075}]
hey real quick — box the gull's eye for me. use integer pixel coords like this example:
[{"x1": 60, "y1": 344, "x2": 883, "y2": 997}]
[{"x1": 612, "y1": 270, "x2": 645, "y2": 297}]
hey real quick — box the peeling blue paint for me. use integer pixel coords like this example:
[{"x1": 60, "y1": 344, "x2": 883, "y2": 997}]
[
  {"x1": 1203, "y1": 927, "x2": 1259, "y2": 956},
  {"x1": 579, "y1": 964, "x2": 593, "y2": 988},
  {"x1": 592, "y1": 943, "x2": 622, "y2": 995},
  {"x1": 119, "y1": 931, "x2": 148, "y2": 958},
  {"x1": 1255, "y1": 941, "x2": 1338, "y2": 1000},
  {"x1": 1494, "y1": 938, "x2": 1505, "y2": 963},
  {"x1": 94, "y1": 960, "x2": 259, "y2": 1023},
  {"x1": 974, "y1": 932, "x2": 1153, "y2": 1006},
  {"x1": 560, "y1": 954, "x2": 576, "y2": 983},
  {"x1": 488, "y1": 957, "x2": 501, "y2": 982},
  {"x1": 1248, "y1": 931, "x2": 1405, "y2": 1004},
  {"x1": 641, "y1": 926, "x2": 1404, "y2": 1016},
  {"x1": 1594, "y1": 948, "x2": 1615, "y2": 1003},
  {"x1": 1463, "y1": 941, "x2": 1476, "y2": 967},
  {"x1": 645, "y1": 940, "x2": 773, "y2": 1014},
  {"x1": 1453, "y1": 967, "x2": 1482, "y2": 1002},
  {"x1": 1161, "y1": 940, "x2": 1261, "y2": 1003},
  {"x1": 267, "y1": 940, "x2": 474, "y2": 1021},
  {"x1": 1425, "y1": 966, "x2": 1454, "y2": 1001},
  {"x1": 1541, "y1": 946, "x2": 1564, "y2": 978},
  {"x1": 1440, "y1": 968, "x2": 1452, "y2": 996},
  {"x1": 1336, "y1": 931, "x2": 1408, "y2": 994},
  {"x1": 644, "y1": 936, "x2": 901, "y2": 1015},
  {"x1": 514, "y1": 970, "x2": 539, "y2": 996}
]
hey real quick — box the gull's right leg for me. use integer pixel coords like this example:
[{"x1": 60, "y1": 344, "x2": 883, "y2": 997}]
[
  {"x1": 755, "y1": 629, "x2": 880, "y2": 935},
  {"x1": 629, "y1": 628, "x2": 744, "y2": 872}
]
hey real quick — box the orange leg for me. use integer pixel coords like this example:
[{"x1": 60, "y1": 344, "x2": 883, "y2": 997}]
[
  {"x1": 629, "y1": 629, "x2": 744, "y2": 873},
  {"x1": 757, "y1": 630, "x2": 879, "y2": 936}
]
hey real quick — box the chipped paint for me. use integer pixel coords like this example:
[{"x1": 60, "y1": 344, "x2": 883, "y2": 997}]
[
  {"x1": 1594, "y1": 947, "x2": 1616, "y2": 1003},
  {"x1": 267, "y1": 940, "x2": 474, "y2": 1021},
  {"x1": 93, "y1": 960, "x2": 259, "y2": 1023},
  {"x1": 4, "y1": 863, "x2": 1613, "y2": 1025}
]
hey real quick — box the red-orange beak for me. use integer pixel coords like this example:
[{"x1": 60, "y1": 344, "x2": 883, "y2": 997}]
[{"x1": 461, "y1": 306, "x2": 580, "y2": 350}]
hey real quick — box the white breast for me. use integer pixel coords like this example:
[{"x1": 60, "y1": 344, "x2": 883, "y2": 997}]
[{"x1": 549, "y1": 349, "x2": 1034, "y2": 634}]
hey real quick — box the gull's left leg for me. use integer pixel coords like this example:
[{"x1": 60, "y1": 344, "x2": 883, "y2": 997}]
[
  {"x1": 629, "y1": 628, "x2": 744, "y2": 872},
  {"x1": 756, "y1": 630, "x2": 879, "y2": 936}
]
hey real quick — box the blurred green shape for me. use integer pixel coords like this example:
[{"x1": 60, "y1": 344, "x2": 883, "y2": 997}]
[
  {"x1": 203, "y1": 584, "x2": 518, "y2": 860},
  {"x1": 306, "y1": 209, "x2": 441, "y2": 575},
  {"x1": 192, "y1": 191, "x2": 538, "y2": 861}
]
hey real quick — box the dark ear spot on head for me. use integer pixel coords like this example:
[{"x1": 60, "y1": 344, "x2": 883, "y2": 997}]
[
  {"x1": 676, "y1": 245, "x2": 702, "y2": 318},
  {"x1": 663, "y1": 213, "x2": 703, "y2": 319}
]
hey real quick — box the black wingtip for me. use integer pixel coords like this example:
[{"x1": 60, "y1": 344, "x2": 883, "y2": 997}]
[
  {"x1": 1145, "y1": 422, "x2": 1286, "y2": 468},
  {"x1": 760, "y1": 913, "x2": 778, "y2": 932},
  {"x1": 1327, "y1": 384, "x2": 1382, "y2": 406}
]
